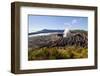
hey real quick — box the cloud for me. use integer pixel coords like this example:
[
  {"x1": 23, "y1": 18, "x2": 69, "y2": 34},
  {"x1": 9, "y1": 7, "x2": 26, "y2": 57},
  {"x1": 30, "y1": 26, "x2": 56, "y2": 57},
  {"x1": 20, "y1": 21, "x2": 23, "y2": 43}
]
[
  {"x1": 64, "y1": 22, "x2": 72, "y2": 28},
  {"x1": 64, "y1": 19, "x2": 78, "y2": 26},
  {"x1": 63, "y1": 19, "x2": 79, "y2": 30},
  {"x1": 64, "y1": 23, "x2": 71, "y2": 26},
  {"x1": 71, "y1": 19, "x2": 77, "y2": 24}
]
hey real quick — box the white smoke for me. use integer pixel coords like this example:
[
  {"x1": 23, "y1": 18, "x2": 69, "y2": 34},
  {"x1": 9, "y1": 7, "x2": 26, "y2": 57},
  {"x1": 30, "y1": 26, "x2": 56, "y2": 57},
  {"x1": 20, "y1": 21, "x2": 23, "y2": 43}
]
[{"x1": 63, "y1": 28, "x2": 69, "y2": 37}]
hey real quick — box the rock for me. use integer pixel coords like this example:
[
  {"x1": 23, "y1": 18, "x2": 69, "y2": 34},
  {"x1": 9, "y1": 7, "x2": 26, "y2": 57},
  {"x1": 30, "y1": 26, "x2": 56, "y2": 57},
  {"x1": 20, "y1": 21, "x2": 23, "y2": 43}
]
[{"x1": 28, "y1": 30, "x2": 88, "y2": 49}]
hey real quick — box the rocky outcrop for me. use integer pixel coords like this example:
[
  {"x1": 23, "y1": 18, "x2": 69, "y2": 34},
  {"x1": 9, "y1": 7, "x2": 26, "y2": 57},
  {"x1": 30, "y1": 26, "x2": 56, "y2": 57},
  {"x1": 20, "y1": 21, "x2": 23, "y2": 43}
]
[
  {"x1": 50, "y1": 32, "x2": 87, "y2": 48},
  {"x1": 28, "y1": 30, "x2": 88, "y2": 49}
]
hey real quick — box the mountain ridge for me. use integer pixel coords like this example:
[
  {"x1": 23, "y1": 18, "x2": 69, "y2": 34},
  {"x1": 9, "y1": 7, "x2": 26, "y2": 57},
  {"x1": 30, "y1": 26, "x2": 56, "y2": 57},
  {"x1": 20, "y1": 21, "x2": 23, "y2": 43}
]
[
  {"x1": 28, "y1": 29, "x2": 87, "y2": 35},
  {"x1": 28, "y1": 29, "x2": 64, "y2": 35}
]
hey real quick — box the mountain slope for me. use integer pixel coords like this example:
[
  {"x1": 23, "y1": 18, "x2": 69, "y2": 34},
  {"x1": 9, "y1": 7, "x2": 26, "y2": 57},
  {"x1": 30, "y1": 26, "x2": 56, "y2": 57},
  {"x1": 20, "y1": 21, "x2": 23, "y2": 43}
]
[
  {"x1": 28, "y1": 29, "x2": 64, "y2": 35},
  {"x1": 28, "y1": 30, "x2": 88, "y2": 49}
]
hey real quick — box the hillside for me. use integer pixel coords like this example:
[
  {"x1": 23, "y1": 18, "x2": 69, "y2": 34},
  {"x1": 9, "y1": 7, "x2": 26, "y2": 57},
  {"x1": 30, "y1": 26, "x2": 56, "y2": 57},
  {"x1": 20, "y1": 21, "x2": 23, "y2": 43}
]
[
  {"x1": 28, "y1": 30, "x2": 88, "y2": 48},
  {"x1": 28, "y1": 29, "x2": 64, "y2": 35},
  {"x1": 28, "y1": 30, "x2": 88, "y2": 60}
]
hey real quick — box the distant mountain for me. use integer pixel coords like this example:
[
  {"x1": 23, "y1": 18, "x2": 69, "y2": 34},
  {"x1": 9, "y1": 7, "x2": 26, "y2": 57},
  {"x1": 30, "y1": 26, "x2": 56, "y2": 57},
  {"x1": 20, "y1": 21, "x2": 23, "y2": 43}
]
[{"x1": 28, "y1": 29, "x2": 64, "y2": 35}]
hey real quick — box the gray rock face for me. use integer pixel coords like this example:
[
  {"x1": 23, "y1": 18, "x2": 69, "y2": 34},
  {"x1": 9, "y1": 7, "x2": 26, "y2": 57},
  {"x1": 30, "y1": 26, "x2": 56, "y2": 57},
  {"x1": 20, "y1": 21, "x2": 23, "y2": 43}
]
[
  {"x1": 50, "y1": 32, "x2": 87, "y2": 48},
  {"x1": 28, "y1": 30, "x2": 88, "y2": 49}
]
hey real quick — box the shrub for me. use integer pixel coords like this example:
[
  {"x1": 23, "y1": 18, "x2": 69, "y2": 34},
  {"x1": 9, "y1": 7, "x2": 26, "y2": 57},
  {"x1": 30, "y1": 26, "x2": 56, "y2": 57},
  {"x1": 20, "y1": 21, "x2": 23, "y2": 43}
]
[{"x1": 28, "y1": 46, "x2": 88, "y2": 60}]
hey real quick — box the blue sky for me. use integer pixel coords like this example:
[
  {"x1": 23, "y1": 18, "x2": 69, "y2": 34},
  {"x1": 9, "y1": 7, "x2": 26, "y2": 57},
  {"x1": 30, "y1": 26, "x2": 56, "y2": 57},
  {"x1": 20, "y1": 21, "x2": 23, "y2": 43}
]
[{"x1": 28, "y1": 15, "x2": 88, "y2": 33}]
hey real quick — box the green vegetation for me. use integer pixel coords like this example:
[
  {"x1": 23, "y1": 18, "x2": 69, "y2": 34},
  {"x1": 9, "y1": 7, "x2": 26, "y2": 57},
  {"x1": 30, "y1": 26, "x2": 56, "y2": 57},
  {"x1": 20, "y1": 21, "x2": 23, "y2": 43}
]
[
  {"x1": 28, "y1": 29, "x2": 88, "y2": 60},
  {"x1": 28, "y1": 46, "x2": 88, "y2": 60}
]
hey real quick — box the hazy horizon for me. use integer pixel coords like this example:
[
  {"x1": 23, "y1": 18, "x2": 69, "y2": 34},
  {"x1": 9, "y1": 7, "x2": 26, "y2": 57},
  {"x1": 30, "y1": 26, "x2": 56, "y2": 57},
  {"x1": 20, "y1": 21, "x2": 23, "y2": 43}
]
[{"x1": 28, "y1": 15, "x2": 88, "y2": 33}]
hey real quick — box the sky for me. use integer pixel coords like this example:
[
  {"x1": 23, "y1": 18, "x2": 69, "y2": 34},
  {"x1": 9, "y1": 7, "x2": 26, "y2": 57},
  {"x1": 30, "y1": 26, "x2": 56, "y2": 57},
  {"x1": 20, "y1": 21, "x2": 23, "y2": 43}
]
[{"x1": 28, "y1": 15, "x2": 88, "y2": 33}]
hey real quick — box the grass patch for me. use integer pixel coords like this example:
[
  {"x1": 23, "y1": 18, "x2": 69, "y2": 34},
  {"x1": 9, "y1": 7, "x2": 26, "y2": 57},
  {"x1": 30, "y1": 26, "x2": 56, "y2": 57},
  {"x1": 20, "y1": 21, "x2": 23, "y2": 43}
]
[{"x1": 28, "y1": 46, "x2": 88, "y2": 60}]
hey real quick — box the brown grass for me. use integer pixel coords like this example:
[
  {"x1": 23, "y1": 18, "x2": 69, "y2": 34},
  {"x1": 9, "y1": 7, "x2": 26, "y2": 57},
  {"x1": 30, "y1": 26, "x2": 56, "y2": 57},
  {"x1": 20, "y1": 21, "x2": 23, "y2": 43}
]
[{"x1": 28, "y1": 46, "x2": 88, "y2": 60}]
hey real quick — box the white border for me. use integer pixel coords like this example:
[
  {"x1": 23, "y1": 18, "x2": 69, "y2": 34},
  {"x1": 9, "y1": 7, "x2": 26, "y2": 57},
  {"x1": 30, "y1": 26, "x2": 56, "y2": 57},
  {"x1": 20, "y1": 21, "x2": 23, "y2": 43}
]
[{"x1": 20, "y1": 7, "x2": 95, "y2": 70}]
